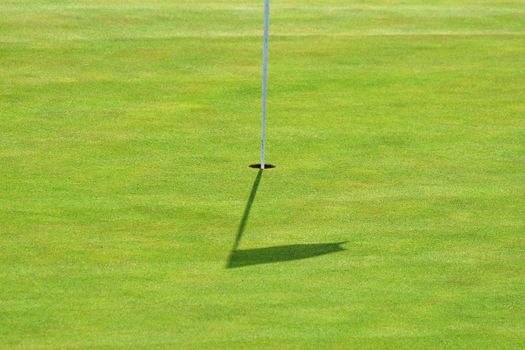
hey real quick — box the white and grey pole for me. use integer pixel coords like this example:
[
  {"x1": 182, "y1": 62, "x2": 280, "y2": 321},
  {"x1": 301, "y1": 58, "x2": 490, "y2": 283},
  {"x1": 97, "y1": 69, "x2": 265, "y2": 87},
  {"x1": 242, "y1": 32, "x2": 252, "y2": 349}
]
[{"x1": 260, "y1": 0, "x2": 270, "y2": 169}]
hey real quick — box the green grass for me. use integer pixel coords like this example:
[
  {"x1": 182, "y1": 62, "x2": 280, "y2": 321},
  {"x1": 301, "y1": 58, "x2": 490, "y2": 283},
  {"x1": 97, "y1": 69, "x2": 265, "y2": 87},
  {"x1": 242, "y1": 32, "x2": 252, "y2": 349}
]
[{"x1": 1, "y1": 1, "x2": 524, "y2": 348}]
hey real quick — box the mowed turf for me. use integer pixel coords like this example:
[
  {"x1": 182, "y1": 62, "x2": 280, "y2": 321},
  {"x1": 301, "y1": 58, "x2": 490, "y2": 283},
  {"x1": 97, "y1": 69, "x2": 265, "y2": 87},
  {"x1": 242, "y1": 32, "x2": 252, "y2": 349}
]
[{"x1": 1, "y1": 1, "x2": 524, "y2": 348}]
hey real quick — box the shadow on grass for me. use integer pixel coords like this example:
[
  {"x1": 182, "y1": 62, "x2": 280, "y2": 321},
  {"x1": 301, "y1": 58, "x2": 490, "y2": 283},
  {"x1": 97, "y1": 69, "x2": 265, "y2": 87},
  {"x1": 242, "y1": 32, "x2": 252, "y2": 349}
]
[
  {"x1": 227, "y1": 242, "x2": 347, "y2": 269},
  {"x1": 230, "y1": 169, "x2": 263, "y2": 253},
  {"x1": 226, "y1": 169, "x2": 346, "y2": 268}
]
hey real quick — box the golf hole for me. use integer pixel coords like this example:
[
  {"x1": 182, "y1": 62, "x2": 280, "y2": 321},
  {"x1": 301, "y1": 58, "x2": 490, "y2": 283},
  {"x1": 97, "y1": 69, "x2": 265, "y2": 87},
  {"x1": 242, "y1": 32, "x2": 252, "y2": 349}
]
[{"x1": 249, "y1": 164, "x2": 275, "y2": 169}]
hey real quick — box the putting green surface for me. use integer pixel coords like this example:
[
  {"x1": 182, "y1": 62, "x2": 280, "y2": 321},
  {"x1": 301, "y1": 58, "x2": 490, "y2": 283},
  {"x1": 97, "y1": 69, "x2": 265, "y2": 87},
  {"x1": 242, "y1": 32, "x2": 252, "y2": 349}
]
[{"x1": 1, "y1": 1, "x2": 524, "y2": 348}]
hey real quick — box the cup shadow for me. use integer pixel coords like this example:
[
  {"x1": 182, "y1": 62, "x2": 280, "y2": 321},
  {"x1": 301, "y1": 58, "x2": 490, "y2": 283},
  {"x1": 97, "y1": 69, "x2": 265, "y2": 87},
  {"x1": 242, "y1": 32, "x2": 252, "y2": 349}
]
[{"x1": 226, "y1": 169, "x2": 346, "y2": 269}]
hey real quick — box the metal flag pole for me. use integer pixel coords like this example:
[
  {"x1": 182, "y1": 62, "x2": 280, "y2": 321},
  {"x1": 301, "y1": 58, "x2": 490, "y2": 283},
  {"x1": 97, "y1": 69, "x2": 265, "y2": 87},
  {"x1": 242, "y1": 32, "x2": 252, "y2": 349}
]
[{"x1": 260, "y1": 0, "x2": 270, "y2": 169}]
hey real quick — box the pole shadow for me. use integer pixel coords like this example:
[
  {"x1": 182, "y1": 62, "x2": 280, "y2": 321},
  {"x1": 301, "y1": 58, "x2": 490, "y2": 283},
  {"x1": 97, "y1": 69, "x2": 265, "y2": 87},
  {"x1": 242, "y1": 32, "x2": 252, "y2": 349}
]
[
  {"x1": 230, "y1": 169, "x2": 263, "y2": 253},
  {"x1": 226, "y1": 169, "x2": 346, "y2": 269}
]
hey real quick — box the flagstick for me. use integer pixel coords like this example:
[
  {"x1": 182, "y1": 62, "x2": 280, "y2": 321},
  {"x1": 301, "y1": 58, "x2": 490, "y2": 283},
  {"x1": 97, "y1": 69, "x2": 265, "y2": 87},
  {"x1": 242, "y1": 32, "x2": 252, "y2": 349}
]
[{"x1": 260, "y1": 0, "x2": 270, "y2": 169}]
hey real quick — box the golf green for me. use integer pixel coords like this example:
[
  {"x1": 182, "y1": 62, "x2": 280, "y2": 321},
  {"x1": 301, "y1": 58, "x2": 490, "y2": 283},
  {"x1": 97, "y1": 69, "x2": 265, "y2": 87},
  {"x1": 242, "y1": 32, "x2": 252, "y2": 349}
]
[{"x1": 1, "y1": 1, "x2": 524, "y2": 348}]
